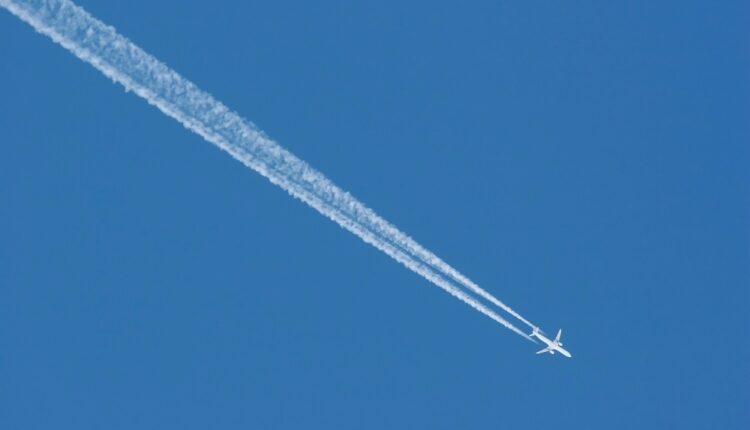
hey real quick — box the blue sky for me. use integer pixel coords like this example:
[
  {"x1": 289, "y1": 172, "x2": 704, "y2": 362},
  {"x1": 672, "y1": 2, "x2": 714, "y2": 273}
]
[{"x1": 1, "y1": 1, "x2": 748, "y2": 428}]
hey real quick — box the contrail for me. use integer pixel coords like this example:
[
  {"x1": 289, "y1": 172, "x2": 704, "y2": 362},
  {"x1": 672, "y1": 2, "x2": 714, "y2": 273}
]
[{"x1": 1, "y1": 0, "x2": 536, "y2": 339}]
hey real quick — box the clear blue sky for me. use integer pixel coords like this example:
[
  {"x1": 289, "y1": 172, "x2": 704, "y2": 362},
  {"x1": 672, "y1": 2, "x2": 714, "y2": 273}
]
[{"x1": 1, "y1": 1, "x2": 748, "y2": 428}]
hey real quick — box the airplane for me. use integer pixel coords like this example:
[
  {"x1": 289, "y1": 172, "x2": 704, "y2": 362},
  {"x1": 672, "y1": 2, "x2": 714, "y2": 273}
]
[{"x1": 530, "y1": 327, "x2": 572, "y2": 358}]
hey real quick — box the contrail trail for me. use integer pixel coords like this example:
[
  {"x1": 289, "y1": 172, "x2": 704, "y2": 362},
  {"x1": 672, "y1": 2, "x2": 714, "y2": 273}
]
[{"x1": 1, "y1": 0, "x2": 536, "y2": 338}]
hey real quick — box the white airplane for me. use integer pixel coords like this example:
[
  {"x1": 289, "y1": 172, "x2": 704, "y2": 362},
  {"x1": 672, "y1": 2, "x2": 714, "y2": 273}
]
[{"x1": 531, "y1": 327, "x2": 572, "y2": 358}]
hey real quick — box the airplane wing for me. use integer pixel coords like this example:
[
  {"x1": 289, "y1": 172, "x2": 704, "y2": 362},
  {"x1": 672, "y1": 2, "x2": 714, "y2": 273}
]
[
  {"x1": 536, "y1": 347, "x2": 551, "y2": 354},
  {"x1": 554, "y1": 329, "x2": 562, "y2": 343}
]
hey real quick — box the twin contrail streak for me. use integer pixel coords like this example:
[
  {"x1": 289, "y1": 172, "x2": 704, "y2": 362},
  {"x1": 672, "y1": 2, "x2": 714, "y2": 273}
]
[{"x1": 1, "y1": 0, "x2": 536, "y2": 341}]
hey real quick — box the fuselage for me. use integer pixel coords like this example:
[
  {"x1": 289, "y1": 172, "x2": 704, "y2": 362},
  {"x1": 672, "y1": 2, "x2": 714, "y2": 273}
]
[{"x1": 534, "y1": 332, "x2": 572, "y2": 358}]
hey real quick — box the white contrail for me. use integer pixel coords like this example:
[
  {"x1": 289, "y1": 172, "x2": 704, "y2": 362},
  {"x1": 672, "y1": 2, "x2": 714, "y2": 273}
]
[{"x1": 1, "y1": 0, "x2": 536, "y2": 338}]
